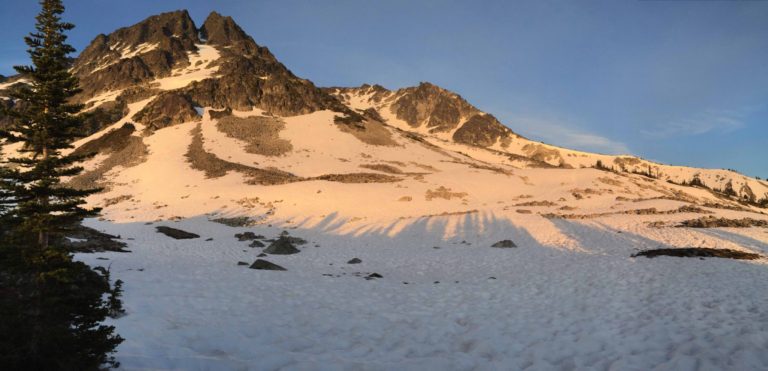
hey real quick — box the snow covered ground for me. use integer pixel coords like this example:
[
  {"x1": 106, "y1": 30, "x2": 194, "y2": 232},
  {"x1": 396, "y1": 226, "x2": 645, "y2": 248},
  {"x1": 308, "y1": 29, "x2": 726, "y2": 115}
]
[
  {"x1": 59, "y1": 102, "x2": 768, "y2": 370},
  {"x1": 78, "y1": 210, "x2": 768, "y2": 371}
]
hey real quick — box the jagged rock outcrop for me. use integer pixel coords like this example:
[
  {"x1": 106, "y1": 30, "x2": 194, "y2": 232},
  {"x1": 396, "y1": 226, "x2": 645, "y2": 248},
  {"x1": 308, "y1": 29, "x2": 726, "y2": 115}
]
[
  {"x1": 453, "y1": 113, "x2": 512, "y2": 147},
  {"x1": 391, "y1": 82, "x2": 476, "y2": 133},
  {"x1": 132, "y1": 92, "x2": 200, "y2": 132},
  {"x1": 200, "y1": 12, "x2": 261, "y2": 56},
  {"x1": 72, "y1": 10, "x2": 201, "y2": 101},
  {"x1": 327, "y1": 82, "x2": 518, "y2": 148},
  {"x1": 70, "y1": 9, "x2": 349, "y2": 119}
]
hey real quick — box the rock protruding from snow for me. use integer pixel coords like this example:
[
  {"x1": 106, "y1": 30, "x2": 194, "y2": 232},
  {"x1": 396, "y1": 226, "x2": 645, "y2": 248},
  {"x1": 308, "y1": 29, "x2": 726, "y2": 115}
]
[
  {"x1": 263, "y1": 236, "x2": 301, "y2": 255},
  {"x1": 133, "y1": 92, "x2": 201, "y2": 132},
  {"x1": 235, "y1": 232, "x2": 260, "y2": 241},
  {"x1": 328, "y1": 82, "x2": 517, "y2": 148},
  {"x1": 347, "y1": 258, "x2": 362, "y2": 264},
  {"x1": 632, "y1": 248, "x2": 761, "y2": 260},
  {"x1": 249, "y1": 259, "x2": 287, "y2": 271},
  {"x1": 155, "y1": 226, "x2": 200, "y2": 239},
  {"x1": 492, "y1": 240, "x2": 517, "y2": 248},
  {"x1": 678, "y1": 216, "x2": 768, "y2": 228}
]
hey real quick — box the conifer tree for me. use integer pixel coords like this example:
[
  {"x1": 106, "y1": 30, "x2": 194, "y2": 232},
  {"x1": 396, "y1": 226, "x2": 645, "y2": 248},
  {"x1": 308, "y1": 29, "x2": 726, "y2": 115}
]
[
  {"x1": 0, "y1": 1, "x2": 123, "y2": 369},
  {"x1": 0, "y1": 0, "x2": 99, "y2": 248}
]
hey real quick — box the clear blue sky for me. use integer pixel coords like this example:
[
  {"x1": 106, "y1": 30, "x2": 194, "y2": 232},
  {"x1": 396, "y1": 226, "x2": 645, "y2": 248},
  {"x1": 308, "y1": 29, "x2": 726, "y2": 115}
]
[{"x1": 1, "y1": 0, "x2": 766, "y2": 177}]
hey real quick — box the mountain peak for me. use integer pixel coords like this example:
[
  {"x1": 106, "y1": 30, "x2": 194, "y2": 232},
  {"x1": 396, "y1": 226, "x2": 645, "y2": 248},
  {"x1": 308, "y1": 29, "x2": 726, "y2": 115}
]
[{"x1": 111, "y1": 9, "x2": 199, "y2": 48}]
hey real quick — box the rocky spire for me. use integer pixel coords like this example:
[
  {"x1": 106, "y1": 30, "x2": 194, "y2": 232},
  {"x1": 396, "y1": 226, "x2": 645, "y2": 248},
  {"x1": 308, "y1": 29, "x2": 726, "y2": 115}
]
[{"x1": 200, "y1": 12, "x2": 257, "y2": 53}]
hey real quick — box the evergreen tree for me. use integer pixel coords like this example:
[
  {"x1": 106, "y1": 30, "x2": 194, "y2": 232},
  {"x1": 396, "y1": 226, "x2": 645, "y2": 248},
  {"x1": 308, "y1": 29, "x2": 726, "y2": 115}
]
[
  {"x1": 0, "y1": 0, "x2": 99, "y2": 248},
  {"x1": 0, "y1": 1, "x2": 123, "y2": 369}
]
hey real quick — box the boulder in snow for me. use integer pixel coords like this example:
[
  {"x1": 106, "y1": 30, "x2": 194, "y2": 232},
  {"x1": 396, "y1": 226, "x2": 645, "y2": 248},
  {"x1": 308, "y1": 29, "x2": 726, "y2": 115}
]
[
  {"x1": 249, "y1": 259, "x2": 287, "y2": 271},
  {"x1": 155, "y1": 226, "x2": 200, "y2": 239},
  {"x1": 491, "y1": 240, "x2": 517, "y2": 248},
  {"x1": 263, "y1": 236, "x2": 301, "y2": 255}
]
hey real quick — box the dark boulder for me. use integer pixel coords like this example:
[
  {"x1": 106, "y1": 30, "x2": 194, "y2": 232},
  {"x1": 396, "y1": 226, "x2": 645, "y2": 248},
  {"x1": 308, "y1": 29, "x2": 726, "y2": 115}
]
[
  {"x1": 347, "y1": 258, "x2": 362, "y2": 264},
  {"x1": 155, "y1": 226, "x2": 200, "y2": 239},
  {"x1": 491, "y1": 240, "x2": 517, "y2": 248},
  {"x1": 235, "y1": 232, "x2": 258, "y2": 241},
  {"x1": 249, "y1": 259, "x2": 286, "y2": 271},
  {"x1": 263, "y1": 236, "x2": 300, "y2": 255}
]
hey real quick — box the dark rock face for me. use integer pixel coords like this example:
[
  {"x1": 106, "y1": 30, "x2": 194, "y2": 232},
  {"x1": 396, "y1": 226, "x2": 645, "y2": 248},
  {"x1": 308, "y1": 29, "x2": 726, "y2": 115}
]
[
  {"x1": 453, "y1": 114, "x2": 512, "y2": 147},
  {"x1": 329, "y1": 82, "x2": 518, "y2": 148},
  {"x1": 72, "y1": 123, "x2": 136, "y2": 158},
  {"x1": 133, "y1": 92, "x2": 200, "y2": 132},
  {"x1": 155, "y1": 226, "x2": 200, "y2": 239},
  {"x1": 249, "y1": 259, "x2": 287, "y2": 271},
  {"x1": 491, "y1": 240, "x2": 517, "y2": 248},
  {"x1": 249, "y1": 240, "x2": 265, "y2": 248},
  {"x1": 72, "y1": 10, "x2": 200, "y2": 100},
  {"x1": 61, "y1": 226, "x2": 129, "y2": 253},
  {"x1": 200, "y1": 12, "x2": 260, "y2": 55},
  {"x1": 263, "y1": 236, "x2": 301, "y2": 255},
  {"x1": 347, "y1": 258, "x2": 362, "y2": 264},
  {"x1": 183, "y1": 56, "x2": 344, "y2": 116},
  {"x1": 80, "y1": 100, "x2": 129, "y2": 137},
  {"x1": 632, "y1": 248, "x2": 760, "y2": 260},
  {"x1": 390, "y1": 82, "x2": 471, "y2": 132}
]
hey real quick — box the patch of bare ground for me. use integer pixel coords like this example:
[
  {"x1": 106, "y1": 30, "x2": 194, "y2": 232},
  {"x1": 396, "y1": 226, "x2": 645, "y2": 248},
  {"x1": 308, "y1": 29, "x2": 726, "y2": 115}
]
[
  {"x1": 514, "y1": 200, "x2": 558, "y2": 207},
  {"x1": 700, "y1": 202, "x2": 760, "y2": 213},
  {"x1": 313, "y1": 173, "x2": 401, "y2": 183},
  {"x1": 188, "y1": 124, "x2": 402, "y2": 185},
  {"x1": 186, "y1": 123, "x2": 299, "y2": 185},
  {"x1": 409, "y1": 162, "x2": 440, "y2": 172},
  {"x1": 210, "y1": 216, "x2": 259, "y2": 227},
  {"x1": 216, "y1": 115, "x2": 293, "y2": 156},
  {"x1": 449, "y1": 160, "x2": 512, "y2": 175},
  {"x1": 426, "y1": 186, "x2": 468, "y2": 201},
  {"x1": 512, "y1": 194, "x2": 534, "y2": 200},
  {"x1": 335, "y1": 117, "x2": 398, "y2": 146},
  {"x1": 516, "y1": 209, "x2": 532, "y2": 214},
  {"x1": 632, "y1": 248, "x2": 761, "y2": 260},
  {"x1": 522, "y1": 143, "x2": 563, "y2": 165},
  {"x1": 571, "y1": 188, "x2": 606, "y2": 199},
  {"x1": 398, "y1": 196, "x2": 413, "y2": 202},
  {"x1": 678, "y1": 216, "x2": 768, "y2": 228},
  {"x1": 542, "y1": 205, "x2": 712, "y2": 220},
  {"x1": 383, "y1": 160, "x2": 407, "y2": 167},
  {"x1": 360, "y1": 164, "x2": 404, "y2": 174},
  {"x1": 103, "y1": 195, "x2": 133, "y2": 207},
  {"x1": 69, "y1": 123, "x2": 148, "y2": 190},
  {"x1": 417, "y1": 209, "x2": 479, "y2": 218},
  {"x1": 598, "y1": 177, "x2": 623, "y2": 187}
]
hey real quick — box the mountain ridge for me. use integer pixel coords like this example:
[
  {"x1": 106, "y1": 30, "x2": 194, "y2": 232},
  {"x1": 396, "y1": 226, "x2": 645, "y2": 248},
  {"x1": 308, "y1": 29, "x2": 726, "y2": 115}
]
[{"x1": 1, "y1": 9, "x2": 766, "y2": 214}]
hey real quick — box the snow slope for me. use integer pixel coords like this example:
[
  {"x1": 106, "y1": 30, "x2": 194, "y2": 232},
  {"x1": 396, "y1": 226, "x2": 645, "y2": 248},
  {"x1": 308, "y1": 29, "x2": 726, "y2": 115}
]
[{"x1": 66, "y1": 99, "x2": 768, "y2": 370}]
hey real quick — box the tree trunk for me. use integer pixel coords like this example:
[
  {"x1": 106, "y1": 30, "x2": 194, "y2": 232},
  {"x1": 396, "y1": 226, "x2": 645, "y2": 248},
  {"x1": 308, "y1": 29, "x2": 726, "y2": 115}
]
[{"x1": 39, "y1": 143, "x2": 49, "y2": 249}]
